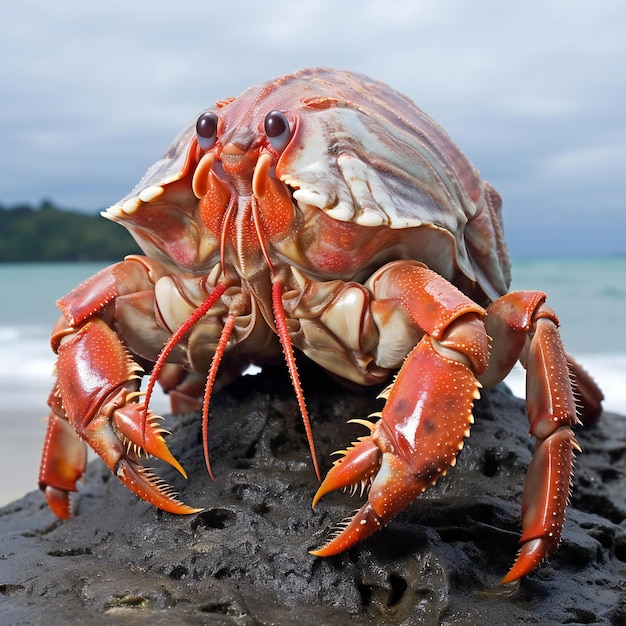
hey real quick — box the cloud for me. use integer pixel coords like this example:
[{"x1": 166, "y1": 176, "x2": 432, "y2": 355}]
[{"x1": 0, "y1": 0, "x2": 624, "y2": 257}]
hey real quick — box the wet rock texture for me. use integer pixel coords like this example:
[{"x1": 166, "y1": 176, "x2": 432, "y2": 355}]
[{"x1": 1, "y1": 366, "x2": 625, "y2": 625}]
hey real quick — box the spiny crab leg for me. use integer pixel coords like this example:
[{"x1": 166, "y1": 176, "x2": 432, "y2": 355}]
[
  {"x1": 39, "y1": 393, "x2": 88, "y2": 519},
  {"x1": 483, "y1": 292, "x2": 581, "y2": 583},
  {"x1": 566, "y1": 354, "x2": 604, "y2": 424}
]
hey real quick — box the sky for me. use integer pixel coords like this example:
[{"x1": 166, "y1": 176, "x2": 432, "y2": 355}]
[{"x1": 1, "y1": 0, "x2": 625, "y2": 258}]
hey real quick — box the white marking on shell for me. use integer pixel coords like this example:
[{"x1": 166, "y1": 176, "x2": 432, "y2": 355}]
[
  {"x1": 292, "y1": 186, "x2": 329, "y2": 209},
  {"x1": 324, "y1": 202, "x2": 354, "y2": 221},
  {"x1": 139, "y1": 185, "x2": 165, "y2": 203},
  {"x1": 122, "y1": 198, "x2": 140, "y2": 214}
]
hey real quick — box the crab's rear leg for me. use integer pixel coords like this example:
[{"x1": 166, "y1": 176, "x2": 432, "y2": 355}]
[
  {"x1": 565, "y1": 354, "x2": 604, "y2": 424},
  {"x1": 482, "y1": 292, "x2": 586, "y2": 583},
  {"x1": 39, "y1": 389, "x2": 88, "y2": 519}
]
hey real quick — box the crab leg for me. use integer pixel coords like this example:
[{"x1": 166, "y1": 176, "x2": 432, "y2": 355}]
[
  {"x1": 39, "y1": 391, "x2": 88, "y2": 519},
  {"x1": 311, "y1": 261, "x2": 487, "y2": 555},
  {"x1": 482, "y1": 292, "x2": 580, "y2": 583}
]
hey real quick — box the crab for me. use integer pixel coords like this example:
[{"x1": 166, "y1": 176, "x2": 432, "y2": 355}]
[{"x1": 38, "y1": 68, "x2": 603, "y2": 583}]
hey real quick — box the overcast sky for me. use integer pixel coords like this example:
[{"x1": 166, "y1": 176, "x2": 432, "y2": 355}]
[{"x1": 1, "y1": 0, "x2": 624, "y2": 258}]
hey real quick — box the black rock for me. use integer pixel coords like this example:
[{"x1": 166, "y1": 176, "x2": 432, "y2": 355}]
[{"x1": 1, "y1": 366, "x2": 625, "y2": 625}]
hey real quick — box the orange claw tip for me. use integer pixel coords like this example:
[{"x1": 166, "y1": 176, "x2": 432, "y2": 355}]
[
  {"x1": 151, "y1": 439, "x2": 188, "y2": 480},
  {"x1": 137, "y1": 424, "x2": 188, "y2": 479},
  {"x1": 311, "y1": 483, "x2": 329, "y2": 509},
  {"x1": 42, "y1": 485, "x2": 73, "y2": 520},
  {"x1": 309, "y1": 503, "x2": 383, "y2": 557},
  {"x1": 500, "y1": 538, "x2": 548, "y2": 584},
  {"x1": 138, "y1": 430, "x2": 188, "y2": 480},
  {"x1": 308, "y1": 546, "x2": 335, "y2": 558},
  {"x1": 311, "y1": 438, "x2": 381, "y2": 509},
  {"x1": 116, "y1": 459, "x2": 201, "y2": 515},
  {"x1": 114, "y1": 407, "x2": 188, "y2": 479}
]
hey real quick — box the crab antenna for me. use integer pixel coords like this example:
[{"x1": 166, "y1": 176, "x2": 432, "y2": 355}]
[
  {"x1": 272, "y1": 280, "x2": 321, "y2": 481},
  {"x1": 201, "y1": 313, "x2": 236, "y2": 480},
  {"x1": 143, "y1": 282, "x2": 227, "y2": 445}
]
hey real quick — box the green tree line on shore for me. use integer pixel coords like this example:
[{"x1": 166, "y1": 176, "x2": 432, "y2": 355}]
[{"x1": 0, "y1": 201, "x2": 141, "y2": 262}]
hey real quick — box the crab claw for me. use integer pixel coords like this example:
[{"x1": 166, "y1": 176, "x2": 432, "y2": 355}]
[
  {"x1": 39, "y1": 317, "x2": 200, "y2": 518},
  {"x1": 77, "y1": 397, "x2": 200, "y2": 517},
  {"x1": 114, "y1": 457, "x2": 199, "y2": 515},
  {"x1": 108, "y1": 398, "x2": 200, "y2": 514},
  {"x1": 113, "y1": 398, "x2": 187, "y2": 480},
  {"x1": 310, "y1": 435, "x2": 428, "y2": 556},
  {"x1": 311, "y1": 336, "x2": 479, "y2": 557}
]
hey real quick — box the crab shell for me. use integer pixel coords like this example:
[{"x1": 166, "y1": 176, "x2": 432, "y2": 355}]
[{"x1": 106, "y1": 68, "x2": 510, "y2": 305}]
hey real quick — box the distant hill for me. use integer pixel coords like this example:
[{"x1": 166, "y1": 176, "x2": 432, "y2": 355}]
[{"x1": 0, "y1": 201, "x2": 141, "y2": 262}]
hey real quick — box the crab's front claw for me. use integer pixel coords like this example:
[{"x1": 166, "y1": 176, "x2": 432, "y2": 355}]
[
  {"x1": 112, "y1": 399, "x2": 187, "y2": 479},
  {"x1": 40, "y1": 316, "x2": 200, "y2": 517},
  {"x1": 113, "y1": 456, "x2": 200, "y2": 515},
  {"x1": 310, "y1": 435, "x2": 425, "y2": 556},
  {"x1": 103, "y1": 394, "x2": 200, "y2": 515},
  {"x1": 311, "y1": 336, "x2": 480, "y2": 557}
]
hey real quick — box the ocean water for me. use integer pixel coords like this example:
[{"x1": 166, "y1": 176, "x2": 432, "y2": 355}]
[{"x1": 0, "y1": 258, "x2": 624, "y2": 507}]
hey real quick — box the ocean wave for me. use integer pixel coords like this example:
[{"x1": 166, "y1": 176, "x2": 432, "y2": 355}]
[
  {"x1": 0, "y1": 326, "x2": 54, "y2": 380},
  {"x1": 0, "y1": 324, "x2": 50, "y2": 342}
]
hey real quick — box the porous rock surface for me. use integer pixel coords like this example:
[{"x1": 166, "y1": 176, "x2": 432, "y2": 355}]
[{"x1": 1, "y1": 366, "x2": 625, "y2": 625}]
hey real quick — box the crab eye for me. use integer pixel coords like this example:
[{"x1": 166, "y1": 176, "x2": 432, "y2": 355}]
[
  {"x1": 264, "y1": 110, "x2": 291, "y2": 151},
  {"x1": 196, "y1": 111, "x2": 219, "y2": 150}
]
